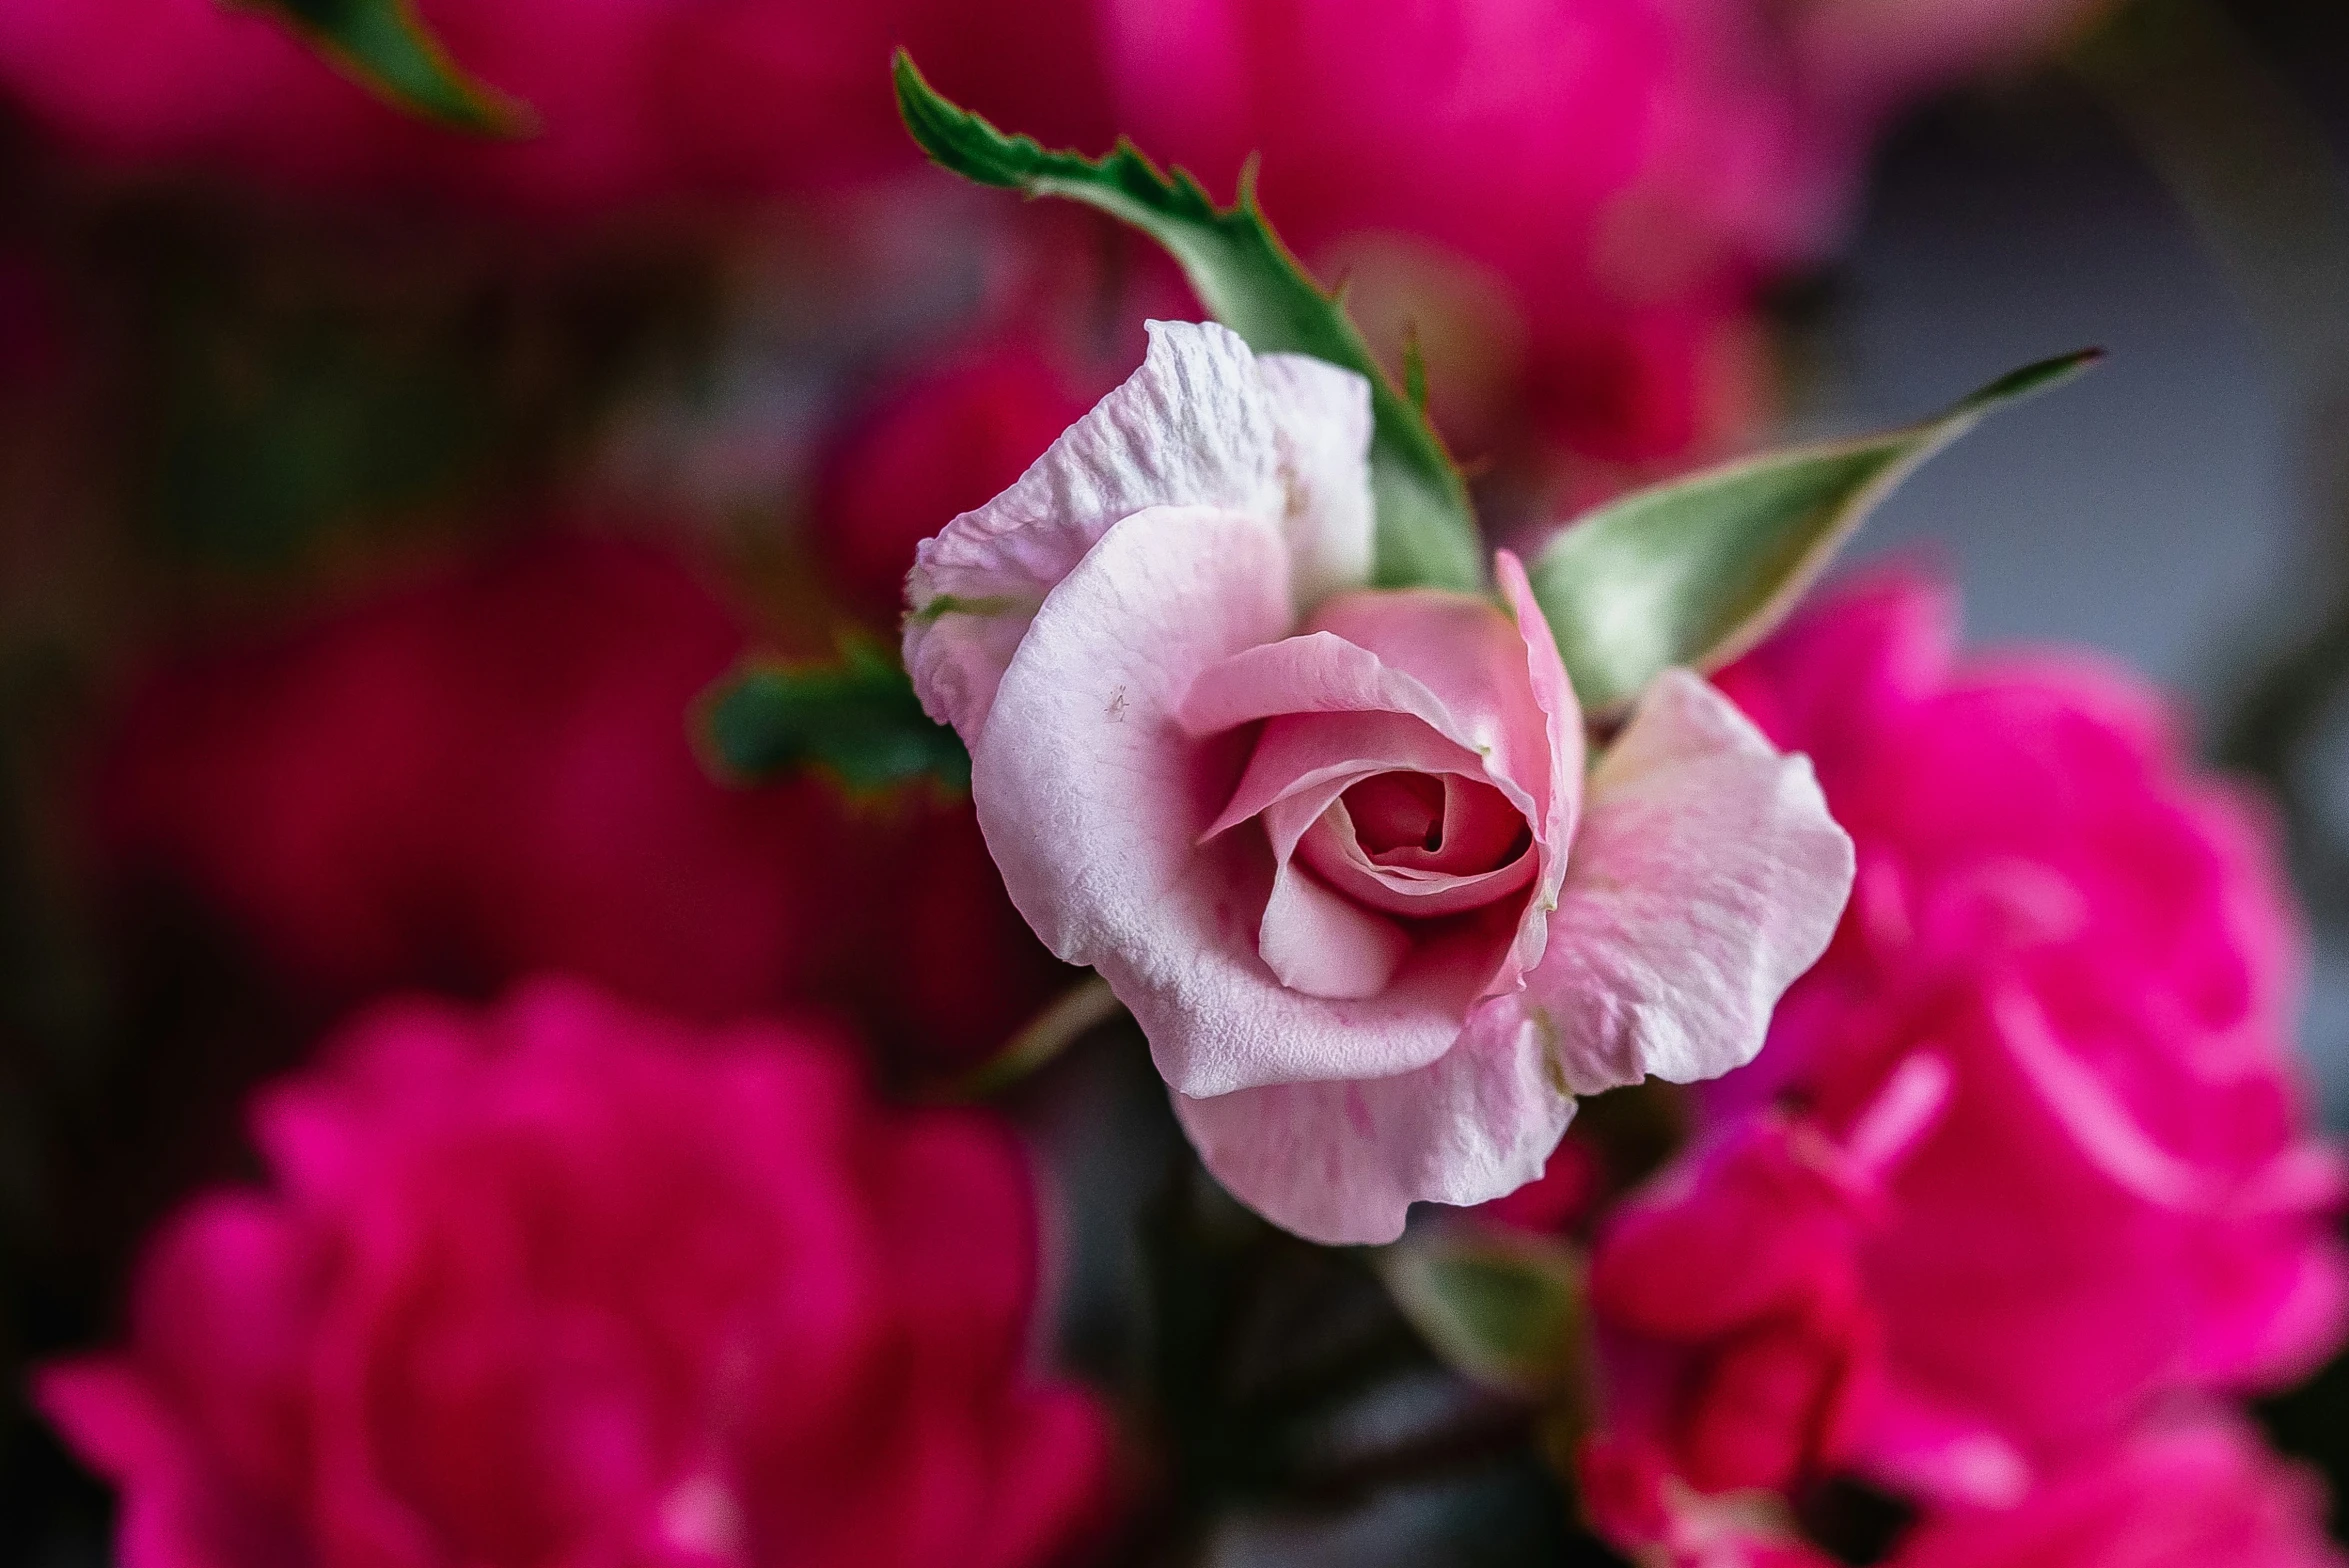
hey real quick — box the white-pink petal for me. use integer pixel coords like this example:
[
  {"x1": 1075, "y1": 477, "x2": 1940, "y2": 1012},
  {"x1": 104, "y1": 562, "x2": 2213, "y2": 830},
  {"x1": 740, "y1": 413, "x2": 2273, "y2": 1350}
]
[
  {"x1": 1464, "y1": 669, "x2": 1856, "y2": 1096},
  {"x1": 1173, "y1": 1017, "x2": 1578, "y2": 1246},
  {"x1": 905, "y1": 320, "x2": 1372, "y2": 742}
]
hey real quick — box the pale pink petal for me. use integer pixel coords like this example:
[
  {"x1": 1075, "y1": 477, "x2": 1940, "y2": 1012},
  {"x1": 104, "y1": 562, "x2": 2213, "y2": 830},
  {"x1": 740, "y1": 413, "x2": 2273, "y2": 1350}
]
[
  {"x1": 1257, "y1": 351, "x2": 1375, "y2": 606},
  {"x1": 905, "y1": 320, "x2": 1372, "y2": 740},
  {"x1": 1467, "y1": 670, "x2": 1855, "y2": 1095},
  {"x1": 971, "y1": 504, "x2": 1479, "y2": 1097},
  {"x1": 1495, "y1": 548, "x2": 1584, "y2": 858},
  {"x1": 1203, "y1": 708, "x2": 1484, "y2": 839},
  {"x1": 1182, "y1": 632, "x2": 1485, "y2": 762},
  {"x1": 1307, "y1": 588, "x2": 1557, "y2": 803},
  {"x1": 1172, "y1": 1023, "x2": 1578, "y2": 1246},
  {"x1": 1258, "y1": 859, "x2": 1411, "y2": 999}
]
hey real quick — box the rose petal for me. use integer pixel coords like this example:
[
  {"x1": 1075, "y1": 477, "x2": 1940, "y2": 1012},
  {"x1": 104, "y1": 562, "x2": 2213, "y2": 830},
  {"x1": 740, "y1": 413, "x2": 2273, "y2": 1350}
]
[
  {"x1": 1172, "y1": 1016, "x2": 1578, "y2": 1246},
  {"x1": 972, "y1": 504, "x2": 1480, "y2": 1096},
  {"x1": 1258, "y1": 859, "x2": 1412, "y2": 999},
  {"x1": 1307, "y1": 587, "x2": 1557, "y2": 802},
  {"x1": 1256, "y1": 351, "x2": 1375, "y2": 606},
  {"x1": 1296, "y1": 792, "x2": 1539, "y2": 920},
  {"x1": 906, "y1": 320, "x2": 1371, "y2": 740},
  {"x1": 1203, "y1": 707, "x2": 1485, "y2": 840},
  {"x1": 1467, "y1": 670, "x2": 1854, "y2": 1095}
]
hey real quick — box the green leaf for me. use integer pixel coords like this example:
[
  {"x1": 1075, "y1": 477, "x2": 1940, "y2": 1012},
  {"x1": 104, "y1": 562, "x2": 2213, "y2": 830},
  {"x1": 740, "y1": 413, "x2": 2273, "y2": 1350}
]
[
  {"x1": 243, "y1": 0, "x2": 532, "y2": 134},
  {"x1": 1375, "y1": 1227, "x2": 1589, "y2": 1402},
  {"x1": 700, "y1": 642, "x2": 971, "y2": 795},
  {"x1": 894, "y1": 51, "x2": 1483, "y2": 594},
  {"x1": 1528, "y1": 350, "x2": 2102, "y2": 713}
]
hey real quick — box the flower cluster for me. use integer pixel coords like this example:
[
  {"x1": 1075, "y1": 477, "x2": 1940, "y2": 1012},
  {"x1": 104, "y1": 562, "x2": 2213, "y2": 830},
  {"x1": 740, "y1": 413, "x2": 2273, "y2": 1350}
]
[
  {"x1": 1566, "y1": 574, "x2": 2348, "y2": 1565},
  {"x1": 39, "y1": 982, "x2": 1117, "y2": 1568}
]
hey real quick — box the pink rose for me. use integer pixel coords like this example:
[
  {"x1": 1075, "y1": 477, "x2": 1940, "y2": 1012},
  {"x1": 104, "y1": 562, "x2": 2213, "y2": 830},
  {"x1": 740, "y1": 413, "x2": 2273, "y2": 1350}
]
[
  {"x1": 95, "y1": 534, "x2": 1068, "y2": 1068},
  {"x1": 37, "y1": 981, "x2": 1116, "y2": 1568},
  {"x1": 1696, "y1": 572, "x2": 2349, "y2": 1498},
  {"x1": 905, "y1": 319, "x2": 1854, "y2": 1243},
  {"x1": 1893, "y1": 1418, "x2": 2346, "y2": 1568}
]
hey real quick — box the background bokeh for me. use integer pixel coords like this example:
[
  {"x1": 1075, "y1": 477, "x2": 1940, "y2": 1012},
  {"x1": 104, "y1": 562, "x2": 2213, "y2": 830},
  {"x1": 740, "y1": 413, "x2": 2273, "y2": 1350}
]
[{"x1": 7, "y1": 1, "x2": 2349, "y2": 1564}]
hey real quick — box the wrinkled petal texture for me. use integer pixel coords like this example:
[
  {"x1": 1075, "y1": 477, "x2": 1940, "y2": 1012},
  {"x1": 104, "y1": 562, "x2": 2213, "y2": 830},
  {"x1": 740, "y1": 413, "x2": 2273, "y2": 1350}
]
[
  {"x1": 36, "y1": 981, "x2": 1114, "y2": 1568},
  {"x1": 1466, "y1": 668, "x2": 1854, "y2": 1098},
  {"x1": 906, "y1": 319, "x2": 1370, "y2": 741},
  {"x1": 1699, "y1": 570, "x2": 2349, "y2": 1492},
  {"x1": 1172, "y1": 1007, "x2": 1577, "y2": 1246}
]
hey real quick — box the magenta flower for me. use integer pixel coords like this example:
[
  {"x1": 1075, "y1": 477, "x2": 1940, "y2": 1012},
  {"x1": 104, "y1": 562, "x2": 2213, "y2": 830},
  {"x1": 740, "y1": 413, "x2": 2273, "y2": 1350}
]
[
  {"x1": 1895, "y1": 1417, "x2": 2346, "y2": 1568},
  {"x1": 906, "y1": 319, "x2": 1853, "y2": 1243},
  {"x1": 37, "y1": 981, "x2": 1116, "y2": 1568},
  {"x1": 1685, "y1": 573, "x2": 2349, "y2": 1500},
  {"x1": 1585, "y1": 1065, "x2": 1948, "y2": 1506}
]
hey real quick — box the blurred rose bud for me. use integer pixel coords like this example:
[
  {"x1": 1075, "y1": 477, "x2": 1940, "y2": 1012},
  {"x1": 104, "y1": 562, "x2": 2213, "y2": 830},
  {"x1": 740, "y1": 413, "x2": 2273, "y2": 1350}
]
[{"x1": 38, "y1": 981, "x2": 1118, "y2": 1568}]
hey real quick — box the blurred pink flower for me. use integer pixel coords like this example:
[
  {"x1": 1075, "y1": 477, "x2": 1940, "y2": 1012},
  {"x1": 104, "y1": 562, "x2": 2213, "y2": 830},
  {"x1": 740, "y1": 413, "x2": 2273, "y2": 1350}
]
[
  {"x1": 37, "y1": 980, "x2": 1117, "y2": 1568},
  {"x1": 96, "y1": 533, "x2": 1069, "y2": 1069},
  {"x1": 907, "y1": 318, "x2": 1851, "y2": 1243},
  {"x1": 811, "y1": 343, "x2": 1095, "y2": 627},
  {"x1": 1098, "y1": 0, "x2": 1821, "y2": 468},
  {"x1": 1683, "y1": 572, "x2": 2349, "y2": 1503},
  {"x1": 0, "y1": 0, "x2": 1106, "y2": 216},
  {"x1": 1585, "y1": 1064, "x2": 1948, "y2": 1505},
  {"x1": 1893, "y1": 1416, "x2": 2346, "y2": 1568}
]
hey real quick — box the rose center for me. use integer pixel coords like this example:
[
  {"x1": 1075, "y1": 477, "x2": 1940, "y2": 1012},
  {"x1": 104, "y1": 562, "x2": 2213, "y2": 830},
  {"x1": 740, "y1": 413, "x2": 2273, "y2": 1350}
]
[
  {"x1": 1345, "y1": 772, "x2": 1449, "y2": 856},
  {"x1": 1291, "y1": 769, "x2": 1538, "y2": 924},
  {"x1": 1336, "y1": 770, "x2": 1530, "y2": 878}
]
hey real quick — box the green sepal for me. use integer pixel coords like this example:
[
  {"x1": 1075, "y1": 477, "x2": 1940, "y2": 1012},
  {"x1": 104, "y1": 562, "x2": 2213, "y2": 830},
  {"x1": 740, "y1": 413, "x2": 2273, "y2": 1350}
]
[
  {"x1": 1529, "y1": 350, "x2": 2102, "y2": 713},
  {"x1": 243, "y1": 0, "x2": 533, "y2": 134},
  {"x1": 699, "y1": 640, "x2": 971, "y2": 796},
  {"x1": 1375, "y1": 1226, "x2": 1590, "y2": 1404},
  {"x1": 893, "y1": 51, "x2": 1483, "y2": 593}
]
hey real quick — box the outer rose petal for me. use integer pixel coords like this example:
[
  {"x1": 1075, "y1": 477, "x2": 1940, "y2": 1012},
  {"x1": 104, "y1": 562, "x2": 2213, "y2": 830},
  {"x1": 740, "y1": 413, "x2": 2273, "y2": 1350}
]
[
  {"x1": 905, "y1": 320, "x2": 1371, "y2": 740},
  {"x1": 1255, "y1": 351, "x2": 1375, "y2": 605},
  {"x1": 972, "y1": 505, "x2": 1480, "y2": 1097},
  {"x1": 1172, "y1": 1009, "x2": 1577, "y2": 1245},
  {"x1": 1468, "y1": 670, "x2": 1853, "y2": 1096}
]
